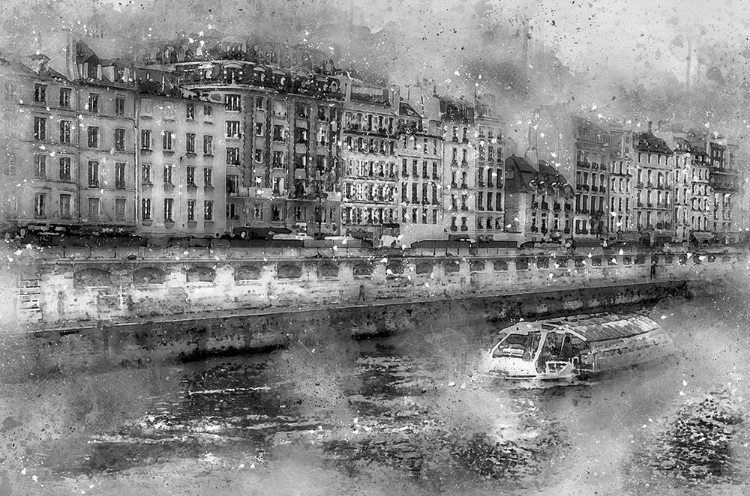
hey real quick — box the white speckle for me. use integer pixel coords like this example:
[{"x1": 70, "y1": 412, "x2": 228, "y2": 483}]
[
  {"x1": 21, "y1": 468, "x2": 26, "y2": 475},
  {"x1": 679, "y1": 391, "x2": 686, "y2": 396},
  {"x1": 683, "y1": 380, "x2": 688, "y2": 386}
]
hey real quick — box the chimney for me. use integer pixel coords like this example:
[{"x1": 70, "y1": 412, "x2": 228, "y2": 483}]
[{"x1": 648, "y1": 121, "x2": 653, "y2": 133}]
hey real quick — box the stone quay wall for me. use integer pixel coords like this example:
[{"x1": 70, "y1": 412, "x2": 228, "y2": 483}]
[{"x1": 0, "y1": 243, "x2": 744, "y2": 328}]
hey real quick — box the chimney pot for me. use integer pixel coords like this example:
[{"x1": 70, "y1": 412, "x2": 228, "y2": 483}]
[{"x1": 648, "y1": 121, "x2": 653, "y2": 132}]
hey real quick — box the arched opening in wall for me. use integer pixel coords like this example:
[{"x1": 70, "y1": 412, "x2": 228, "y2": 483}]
[
  {"x1": 515, "y1": 258, "x2": 529, "y2": 270},
  {"x1": 608, "y1": 256, "x2": 619, "y2": 266},
  {"x1": 74, "y1": 268, "x2": 112, "y2": 288},
  {"x1": 574, "y1": 257, "x2": 586, "y2": 268},
  {"x1": 555, "y1": 257, "x2": 569, "y2": 268},
  {"x1": 444, "y1": 260, "x2": 460, "y2": 274},
  {"x1": 536, "y1": 257, "x2": 549, "y2": 269},
  {"x1": 352, "y1": 262, "x2": 373, "y2": 277},
  {"x1": 678, "y1": 254, "x2": 688, "y2": 265},
  {"x1": 415, "y1": 261, "x2": 433, "y2": 275},
  {"x1": 317, "y1": 262, "x2": 339, "y2": 279},
  {"x1": 664, "y1": 254, "x2": 675, "y2": 264},
  {"x1": 278, "y1": 262, "x2": 302, "y2": 279},
  {"x1": 386, "y1": 259, "x2": 404, "y2": 276},
  {"x1": 186, "y1": 266, "x2": 216, "y2": 283},
  {"x1": 133, "y1": 267, "x2": 166, "y2": 285},
  {"x1": 651, "y1": 254, "x2": 660, "y2": 264},
  {"x1": 693, "y1": 255, "x2": 703, "y2": 265},
  {"x1": 708, "y1": 254, "x2": 716, "y2": 263},
  {"x1": 721, "y1": 255, "x2": 731, "y2": 263},
  {"x1": 591, "y1": 256, "x2": 602, "y2": 267},
  {"x1": 235, "y1": 264, "x2": 263, "y2": 282},
  {"x1": 493, "y1": 259, "x2": 508, "y2": 271},
  {"x1": 470, "y1": 260, "x2": 485, "y2": 272},
  {"x1": 635, "y1": 254, "x2": 646, "y2": 265}
]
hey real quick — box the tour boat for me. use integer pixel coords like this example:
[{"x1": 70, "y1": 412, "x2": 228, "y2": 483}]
[{"x1": 487, "y1": 313, "x2": 675, "y2": 382}]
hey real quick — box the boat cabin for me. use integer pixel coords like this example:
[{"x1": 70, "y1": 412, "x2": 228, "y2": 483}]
[{"x1": 489, "y1": 313, "x2": 673, "y2": 381}]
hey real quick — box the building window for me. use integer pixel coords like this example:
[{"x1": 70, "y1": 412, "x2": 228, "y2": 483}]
[
  {"x1": 59, "y1": 156, "x2": 71, "y2": 181},
  {"x1": 254, "y1": 149, "x2": 263, "y2": 162},
  {"x1": 59, "y1": 88, "x2": 71, "y2": 108},
  {"x1": 87, "y1": 161, "x2": 99, "y2": 187},
  {"x1": 141, "y1": 129, "x2": 152, "y2": 150},
  {"x1": 163, "y1": 164, "x2": 173, "y2": 185},
  {"x1": 203, "y1": 135, "x2": 213, "y2": 155},
  {"x1": 272, "y1": 125, "x2": 284, "y2": 141},
  {"x1": 141, "y1": 98, "x2": 153, "y2": 116},
  {"x1": 88, "y1": 197, "x2": 100, "y2": 220},
  {"x1": 141, "y1": 198, "x2": 151, "y2": 220},
  {"x1": 203, "y1": 105, "x2": 212, "y2": 117},
  {"x1": 227, "y1": 174, "x2": 239, "y2": 195},
  {"x1": 204, "y1": 200, "x2": 213, "y2": 221},
  {"x1": 59, "y1": 120, "x2": 71, "y2": 144},
  {"x1": 226, "y1": 147, "x2": 240, "y2": 165},
  {"x1": 187, "y1": 199, "x2": 196, "y2": 221},
  {"x1": 33, "y1": 117, "x2": 46, "y2": 140},
  {"x1": 3, "y1": 153, "x2": 15, "y2": 176},
  {"x1": 272, "y1": 151, "x2": 284, "y2": 168},
  {"x1": 60, "y1": 194, "x2": 71, "y2": 219},
  {"x1": 225, "y1": 94, "x2": 241, "y2": 112},
  {"x1": 87, "y1": 126, "x2": 99, "y2": 148},
  {"x1": 255, "y1": 123, "x2": 264, "y2": 136},
  {"x1": 163, "y1": 131, "x2": 174, "y2": 150},
  {"x1": 115, "y1": 95, "x2": 125, "y2": 116},
  {"x1": 34, "y1": 84, "x2": 46, "y2": 103},
  {"x1": 164, "y1": 198, "x2": 174, "y2": 222},
  {"x1": 226, "y1": 121, "x2": 240, "y2": 138},
  {"x1": 256, "y1": 97, "x2": 264, "y2": 110},
  {"x1": 187, "y1": 166, "x2": 195, "y2": 186},
  {"x1": 88, "y1": 93, "x2": 98, "y2": 113},
  {"x1": 115, "y1": 128, "x2": 126, "y2": 151},
  {"x1": 115, "y1": 162, "x2": 126, "y2": 189},
  {"x1": 204, "y1": 167, "x2": 212, "y2": 187},
  {"x1": 142, "y1": 163, "x2": 151, "y2": 184},
  {"x1": 186, "y1": 103, "x2": 195, "y2": 120},
  {"x1": 253, "y1": 203, "x2": 263, "y2": 220},
  {"x1": 115, "y1": 198, "x2": 126, "y2": 220},
  {"x1": 186, "y1": 133, "x2": 196, "y2": 154},
  {"x1": 34, "y1": 193, "x2": 46, "y2": 218},
  {"x1": 34, "y1": 155, "x2": 46, "y2": 178}
]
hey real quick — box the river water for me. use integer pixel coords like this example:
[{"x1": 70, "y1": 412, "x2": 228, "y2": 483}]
[{"x1": 3, "y1": 289, "x2": 750, "y2": 495}]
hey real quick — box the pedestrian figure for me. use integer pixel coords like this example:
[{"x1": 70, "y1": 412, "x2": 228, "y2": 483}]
[
  {"x1": 358, "y1": 284, "x2": 366, "y2": 302},
  {"x1": 650, "y1": 262, "x2": 657, "y2": 279}
]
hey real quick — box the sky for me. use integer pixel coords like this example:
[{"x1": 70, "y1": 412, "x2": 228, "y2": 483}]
[{"x1": 3, "y1": 0, "x2": 750, "y2": 139}]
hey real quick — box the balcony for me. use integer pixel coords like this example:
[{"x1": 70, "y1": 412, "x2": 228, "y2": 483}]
[{"x1": 564, "y1": 228, "x2": 571, "y2": 234}]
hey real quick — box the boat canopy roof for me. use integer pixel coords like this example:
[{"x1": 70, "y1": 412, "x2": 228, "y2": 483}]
[{"x1": 515, "y1": 313, "x2": 659, "y2": 343}]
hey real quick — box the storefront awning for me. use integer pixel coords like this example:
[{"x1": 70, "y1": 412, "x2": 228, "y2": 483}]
[{"x1": 691, "y1": 232, "x2": 714, "y2": 241}]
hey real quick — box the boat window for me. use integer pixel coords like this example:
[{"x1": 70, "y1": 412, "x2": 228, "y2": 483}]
[
  {"x1": 561, "y1": 333, "x2": 589, "y2": 358},
  {"x1": 493, "y1": 332, "x2": 540, "y2": 361}
]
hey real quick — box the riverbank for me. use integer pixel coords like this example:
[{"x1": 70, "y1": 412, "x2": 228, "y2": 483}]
[{"x1": 0, "y1": 276, "x2": 700, "y2": 381}]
